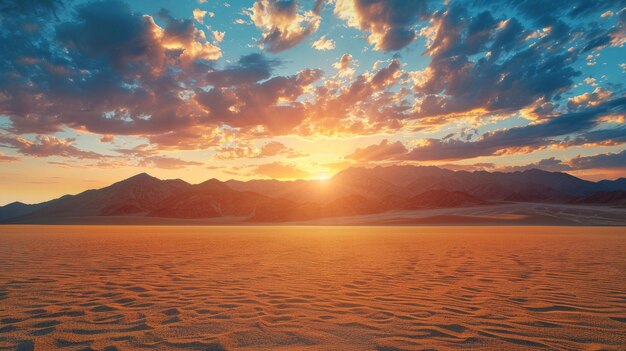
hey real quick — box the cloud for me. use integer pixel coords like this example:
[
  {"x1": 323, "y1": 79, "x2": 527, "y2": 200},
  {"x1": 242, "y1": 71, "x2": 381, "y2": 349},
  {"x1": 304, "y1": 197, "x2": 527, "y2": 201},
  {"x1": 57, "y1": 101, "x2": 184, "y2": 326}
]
[
  {"x1": 347, "y1": 139, "x2": 408, "y2": 161},
  {"x1": 114, "y1": 144, "x2": 203, "y2": 169},
  {"x1": 413, "y1": 5, "x2": 580, "y2": 118},
  {"x1": 0, "y1": 134, "x2": 104, "y2": 159},
  {"x1": 568, "y1": 88, "x2": 612, "y2": 110},
  {"x1": 250, "y1": 0, "x2": 323, "y2": 52},
  {"x1": 253, "y1": 162, "x2": 311, "y2": 179},
  {"x1": 155, "y1": 8, "x2": 222, "y2": 64},
  {"x1": 114, "y1": 144, "x2": 158, "y2": 157},
  {"x1": 405, "y1": 98, "x2": 626, "y2": 160},
  {"x1": 198, "y1": 68, "x2": 323, "y2": 134},
  {"x1": 344, "y1": 98, "x2": 626, "y2": 161},
  {"x1": 333, "y1": 53, "x2": 352, "y2": 70},
  {"x1": 332, "y1": 53, "x2": 355, "y2": 77},
  {"x1": 257, "y1": 141, "x2": 306, "y2": 158},
  {"x1": 312, "y1": 35, "x2": 335, "y2": 50},
  {"x1": 569, "y1": 149, "x2": 626, "y2": 170},
  {"x1": 334, "y1": 0, "x2": 429, "y2": 50},
  {"x1": 48, "y1": 161, "x2": 80, "y2": 168},
  {"x1": 56, "y1": 2, "x2": 220, "y2": 72},
  {"x1": 1, "y1": 0, "x2": 225, "y2": 146},
  {"x1": 205, "y1": 53, "x2": 280, "y2": 87},
  {"x1": 477, "y1": 0, "x2": 620, "y2": 21},
  {"x1": 491, "y1": 150, "x2": 626, "y2": 173},
  {"x1": 0, "y1": 0, "x2": 65, "y2": 17},
  {"x1": 497, "y1": 157, "x2": 573, "y2": 173},
  {"x1": 216, "y1": 141, "x2": 306, "y2": 159},
  {"x1": 0, "y1": 135, "x2": 204, "y2": 169},
  {"x1": 145, "y1": 127, "x2": 225, "y2": 150},
  {"x1": 0, "y1": 0, "x2": 623, "y2": 166},
  {"x1": 303, "y1": 59, "x2": 408, "y2": 135},
  {"x1": 139, "y1": 156, "x2": 203, "y2": 169},
  {"x1": 0, "y1": 152, "x2": 18, "y2": 162},
  {"x1": 563, "y1": 126, "x2": 626, "y2": 147},
  {"x1": 100, "y1": 135, "x2": 115, "y2": 143},
  {"x1": 213, "y1": 30, "x2": 225, "y2": 42},
  {"x1": 193, "y1": 8, "x2": 207, "y2": 23}
]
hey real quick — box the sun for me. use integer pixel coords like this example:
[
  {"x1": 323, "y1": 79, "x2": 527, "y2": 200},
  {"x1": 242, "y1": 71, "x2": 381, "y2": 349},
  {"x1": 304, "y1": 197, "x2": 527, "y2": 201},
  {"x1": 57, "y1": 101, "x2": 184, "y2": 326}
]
[{"x1": 314, "y1": 172, "x2": 332, "y2": 181}]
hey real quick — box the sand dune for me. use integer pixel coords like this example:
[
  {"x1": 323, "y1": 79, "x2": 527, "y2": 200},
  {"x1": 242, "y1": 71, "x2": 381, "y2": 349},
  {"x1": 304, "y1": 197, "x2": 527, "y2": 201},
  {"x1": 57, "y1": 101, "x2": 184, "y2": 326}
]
[
  {"x1": 1, "y1": 226, "x2": 625, "y2": 350},
  {"x1": 302, "y1": 202, "x2": 626, "y2": 226},
  {"x1": 5, "y1": 203, "x2": 626, "y2": 226}
]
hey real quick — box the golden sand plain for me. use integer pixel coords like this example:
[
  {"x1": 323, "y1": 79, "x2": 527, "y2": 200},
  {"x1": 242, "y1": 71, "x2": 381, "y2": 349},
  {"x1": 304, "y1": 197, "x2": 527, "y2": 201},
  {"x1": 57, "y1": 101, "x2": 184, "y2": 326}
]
[{"x1": 0, "y1": 226, "x2": 625, "y2": 350}]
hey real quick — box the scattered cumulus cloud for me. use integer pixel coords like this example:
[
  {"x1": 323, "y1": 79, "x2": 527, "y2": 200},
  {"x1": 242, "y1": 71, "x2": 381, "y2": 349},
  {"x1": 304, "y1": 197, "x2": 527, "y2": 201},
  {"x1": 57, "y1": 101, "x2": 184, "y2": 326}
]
[
  {"x1": 193, "y1": 8, "x2": 207, "y2": 23},
  {"x1": 249, "y1": 0, "x2": 324, "y2": 52},
  {"x1": 312, "y1": 35, "x2": 335, "y2": 50},
  {"x1": 334, "y1": 0, "x2": 429, "y2": 51}
]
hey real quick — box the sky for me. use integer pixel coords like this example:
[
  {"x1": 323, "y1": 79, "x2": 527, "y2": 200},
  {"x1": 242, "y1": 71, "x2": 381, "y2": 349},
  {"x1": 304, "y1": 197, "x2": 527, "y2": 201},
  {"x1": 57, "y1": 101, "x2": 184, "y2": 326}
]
[{"x1": 0, "y1": 0, "x2": 625, "y2": 205}]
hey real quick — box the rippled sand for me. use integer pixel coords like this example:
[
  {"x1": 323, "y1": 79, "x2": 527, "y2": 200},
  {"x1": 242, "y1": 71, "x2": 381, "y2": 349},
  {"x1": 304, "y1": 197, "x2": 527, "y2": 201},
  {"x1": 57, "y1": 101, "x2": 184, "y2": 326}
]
[{"x1": 1, "y1": 226, "x2": 625, "y2": 351}]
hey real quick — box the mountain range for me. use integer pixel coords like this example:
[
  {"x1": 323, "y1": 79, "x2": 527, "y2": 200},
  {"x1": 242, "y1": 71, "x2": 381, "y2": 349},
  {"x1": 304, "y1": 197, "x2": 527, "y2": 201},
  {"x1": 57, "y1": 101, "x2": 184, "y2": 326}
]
[{"x1": 2, "y1": 166, "x2": 626, "y2": 225}]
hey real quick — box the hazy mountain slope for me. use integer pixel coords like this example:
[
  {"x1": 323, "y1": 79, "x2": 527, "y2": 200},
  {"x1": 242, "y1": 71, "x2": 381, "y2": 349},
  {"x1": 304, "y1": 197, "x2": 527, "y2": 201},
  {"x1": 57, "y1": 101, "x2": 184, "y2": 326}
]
[
  {"x1": 149, "y1": 179, "x2": 306, "y2": 220},
  {"x1": 342, "y1": 165, "x2": 456, "y2": 187},
  {"x1": 395, "y1": 168, "x2": 598, "y2": 201},
  {"x1": 228, "y1": 167, "x2": 621, "y2": 204},
  {"x1": 226, "y1": 171, "x2": 405, "y2": 204},
  {"x1": 13, "y1": 173, "x2": 191, "y2": 220},
  {"x1": 225, "y1": 179, "x2": 333, "y2": 204}
]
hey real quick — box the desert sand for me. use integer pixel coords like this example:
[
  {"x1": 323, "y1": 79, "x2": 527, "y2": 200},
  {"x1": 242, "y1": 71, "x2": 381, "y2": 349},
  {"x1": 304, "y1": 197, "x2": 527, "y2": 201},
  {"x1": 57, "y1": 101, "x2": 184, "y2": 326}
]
[{"x1": 0, "y1": 225, "x2": 625, "y2": 350}]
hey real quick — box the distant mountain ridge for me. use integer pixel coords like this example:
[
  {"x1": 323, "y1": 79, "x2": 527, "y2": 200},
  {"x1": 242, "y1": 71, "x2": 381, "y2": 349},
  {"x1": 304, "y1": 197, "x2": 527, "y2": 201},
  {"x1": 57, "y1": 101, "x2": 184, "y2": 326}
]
[
  {"x1": 227, "y1": 166, "x2": 611, "y2": 203},
  {"x1": 2, "y1": 166, "x2": 625, "y2": 224}
]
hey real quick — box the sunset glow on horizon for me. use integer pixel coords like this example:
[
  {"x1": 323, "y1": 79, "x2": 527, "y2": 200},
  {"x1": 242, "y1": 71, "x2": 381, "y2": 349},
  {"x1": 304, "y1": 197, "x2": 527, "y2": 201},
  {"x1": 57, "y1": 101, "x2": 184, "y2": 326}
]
[{"x1": 0, "y1": 0, "x2": 625, "y2": 205}]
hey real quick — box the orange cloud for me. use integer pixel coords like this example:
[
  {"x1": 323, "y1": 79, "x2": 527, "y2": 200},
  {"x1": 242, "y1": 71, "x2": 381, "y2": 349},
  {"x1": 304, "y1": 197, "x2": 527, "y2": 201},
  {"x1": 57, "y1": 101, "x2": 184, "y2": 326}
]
[
  {"x1": 312, "y1": 35, "x2": 335, "y2": 50},
  {"x1": 215, "y1": 141, "x2": 307, "y2": 160},
  {"x1": 139, "y1": 156, "x2": 204, "y2": 170},
  {"x1": 347, "y1": 139, "x2": 408, "y2": 161},
  {"x1": 0, "y1": 152, "x2": 18, "y2": 162},
  {"x1": 0, "y1": 134, "x2": 103, "y2": 159}
]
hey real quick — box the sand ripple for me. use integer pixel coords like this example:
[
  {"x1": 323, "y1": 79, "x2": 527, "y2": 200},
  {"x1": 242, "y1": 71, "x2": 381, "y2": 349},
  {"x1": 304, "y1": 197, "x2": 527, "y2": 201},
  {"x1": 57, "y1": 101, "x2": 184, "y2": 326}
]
[{"x1": 0, "y1": 225, "x2": 625, "y2": 350}]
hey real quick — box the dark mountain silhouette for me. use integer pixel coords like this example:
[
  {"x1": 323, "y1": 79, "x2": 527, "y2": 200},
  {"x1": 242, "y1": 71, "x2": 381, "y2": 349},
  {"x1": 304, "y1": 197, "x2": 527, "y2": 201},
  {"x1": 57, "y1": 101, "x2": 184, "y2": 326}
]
[
  {"x1": 569, "y1": 190, "x2": 626, "y2": 207},
  {"x1": 0, "y1": 201, "x2": 49, "y2": 221},
  {"x1": 1, "y1": 166, "x2": 625, "y2": 224},
  {"x1": 597, "y1": 178, "x2": 626, "y2": 191},
  {"x1": 362, "y1": 166, "x2": 596, "y2": 200}
]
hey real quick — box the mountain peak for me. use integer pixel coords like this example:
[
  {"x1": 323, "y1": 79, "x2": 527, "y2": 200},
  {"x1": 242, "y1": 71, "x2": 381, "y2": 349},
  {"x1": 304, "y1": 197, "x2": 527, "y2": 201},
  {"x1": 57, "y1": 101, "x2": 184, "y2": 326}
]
[
  {"x1": 108, "y1": 173, "x2": 160, "y2": 188},
  {"x1": 129, "y1": 172, "x2": 156, "y2": 180},
  {"x1": 119, "y1": 172, "x2": 159, "y2": 183},
  {"x1": 4, "y1": 201, "x2": 27, "y2": 207},
  {"x1": 197, "y1": 178, "x2": 231, "y2": 191}
]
